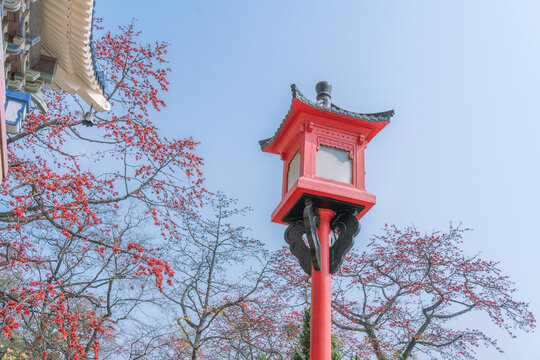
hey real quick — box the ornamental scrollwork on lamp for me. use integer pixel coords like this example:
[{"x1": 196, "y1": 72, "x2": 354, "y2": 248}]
[
  {"x1": 329, "y1": 210, "x2": 360, "y2": 274},
  {"x1": 284, "y1": 198, "x2": 360, "y2": 276}
]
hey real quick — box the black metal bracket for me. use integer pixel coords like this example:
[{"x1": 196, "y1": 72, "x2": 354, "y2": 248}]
[
  {"x1": 329, "y1": 210, "x2": 359, "y2": 274},
  {"x1": 284, "y1": 198, "x2": 320, "y2": 275},
  {"x1": 284, "y1": 198, "x2": 359, "y2": 276},
  {"x1": 284, "y1": 220, "x2": 312, "y2": 275},
  {"x1": 303, "y1": 199, "x2": 321, "y2": 271}
]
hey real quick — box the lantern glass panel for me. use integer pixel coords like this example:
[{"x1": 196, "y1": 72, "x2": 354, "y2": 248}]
[
  {"x1": 287, "y1": 151, "x2": 301, "y2": 190},
  {"x1": 316, "y1": 145, "x2": 352, "y2": 184}
]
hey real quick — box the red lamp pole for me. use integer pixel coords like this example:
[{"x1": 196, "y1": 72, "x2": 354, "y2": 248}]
[{"x1": 310, "y1": 208, "x2": 335, "y2": 360}]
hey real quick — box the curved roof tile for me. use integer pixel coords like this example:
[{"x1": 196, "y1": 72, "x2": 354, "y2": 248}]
[{"x1": 41, "y1": 0, "x2": 109, "y2": 111}]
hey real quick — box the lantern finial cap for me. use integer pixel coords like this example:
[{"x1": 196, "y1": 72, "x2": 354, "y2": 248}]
[{"x1": 315, "y1": 81, "x2": 332, "y2": 108}]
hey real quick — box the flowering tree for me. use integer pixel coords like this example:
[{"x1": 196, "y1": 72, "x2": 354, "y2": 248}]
[
  {"x1": 214, "y1": 293, "x2": 303, "y2": 359},
  {"x1": 334, "y1": 225, "x2": 536, "y2": 359},
  {"x1": 0, "y1": 23, "x2": 203, "y2": 360},
  {"x1": 156, "y1": 193, "x2": 271, "y2": 360},
  {"x1": 274, "y1": 225, "x2": 535, "y2": 359}
]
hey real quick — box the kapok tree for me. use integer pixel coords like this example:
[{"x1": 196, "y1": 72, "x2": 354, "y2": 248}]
[
  {"x1": 158, "y1": 192, "x2": 270, "y2": 360},
  {"x1": 214, "y1": 292, "x2": 304, "y2": 359},
  {"x1": 273, "y1": 225, "x2": 535, "y2": 359},
  {"x1": 0, "y1": 23, "x2": 203, "y2": 359},
  {"x1": 331, "y1": 225, "x2": 536, "y2": 360}
]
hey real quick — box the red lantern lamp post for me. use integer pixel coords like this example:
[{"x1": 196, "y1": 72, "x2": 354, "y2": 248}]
[{"x1": 260, "y1": 82, "x2": 392, "y2": 359}]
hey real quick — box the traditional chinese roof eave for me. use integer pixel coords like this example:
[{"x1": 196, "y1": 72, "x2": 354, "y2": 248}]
[
  {"x1": 259, "y1": 84, "x2": 394, "y2": 151},
  {"x1": 40, "y1": 0, "x2": 110, "y2": 112}
]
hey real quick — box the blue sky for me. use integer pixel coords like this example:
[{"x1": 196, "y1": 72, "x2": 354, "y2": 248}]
[{"x1": 98, "y1": 1, "x2": 540, "y2": 357}]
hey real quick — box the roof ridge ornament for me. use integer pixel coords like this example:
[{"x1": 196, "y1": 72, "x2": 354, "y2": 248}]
[{"x1": 315, "y1": 81, "x2": 332, "y2": 109}]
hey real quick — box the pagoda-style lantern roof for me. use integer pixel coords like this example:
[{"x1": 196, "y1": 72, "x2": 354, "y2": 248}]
[
  {"x1": 260, "y1": 84, "x2": 393, "y2": 152},
  {"x1": 260, "y1": 82, "x2": 393, "y2": 225}
]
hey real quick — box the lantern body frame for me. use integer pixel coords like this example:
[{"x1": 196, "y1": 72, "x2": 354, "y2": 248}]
[{"x1": 261, "y1": 89, "x2": 391, "y2": 225}]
